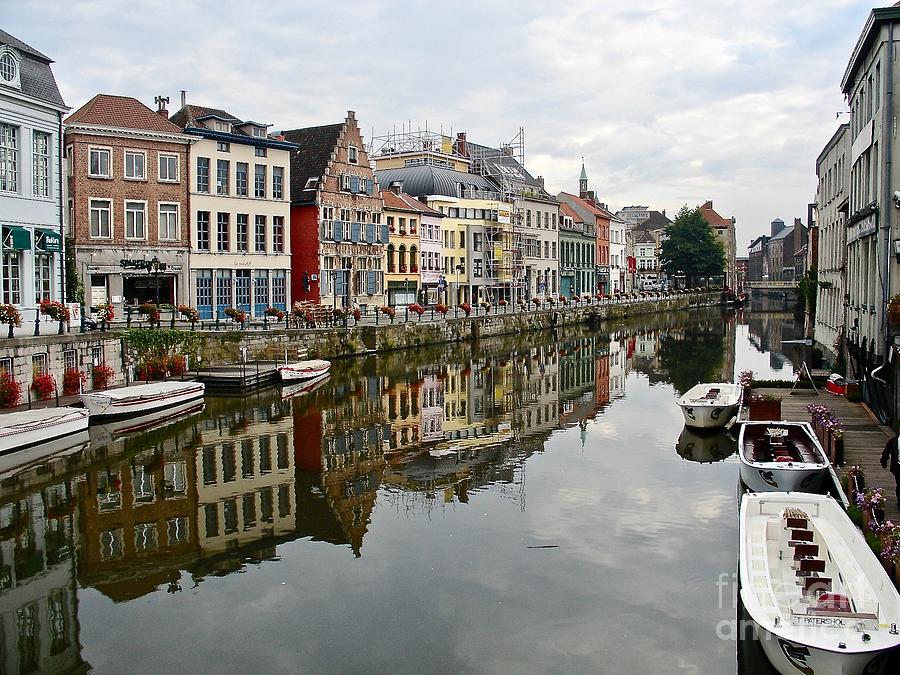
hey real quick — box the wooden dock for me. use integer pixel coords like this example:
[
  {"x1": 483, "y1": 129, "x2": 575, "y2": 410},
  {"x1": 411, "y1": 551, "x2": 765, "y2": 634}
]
[
  {"x1": 755, "y1": 387, "x2": 899, "y2": 521},
  {"x1": 194, "y1": 361, "x2": 281, "y2": 394}
]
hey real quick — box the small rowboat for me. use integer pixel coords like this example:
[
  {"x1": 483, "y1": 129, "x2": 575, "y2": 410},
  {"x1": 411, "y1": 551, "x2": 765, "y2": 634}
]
[
  {"x1": 740, "y1": 492, "x2": 900, "y2": 675},
  {"x1": 0, "y1": 406, "x2": 90, "y2": 455},
  {"x1": 278, "y1": 359, "x2": 331, "y2": 382},
  {"x1": 738, "y1": 421, "x2": 830, "y2": 493},
  {"x1": 677, "y1": 382, "x2": 742, "y2": 429},
  {"x1": 80, "y1": 381, "x2": 205, "y2": 419}
]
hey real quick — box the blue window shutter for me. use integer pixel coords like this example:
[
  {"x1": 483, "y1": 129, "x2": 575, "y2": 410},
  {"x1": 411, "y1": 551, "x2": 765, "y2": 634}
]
[
  {"x1": 320, "y1": 221, "x2": 326, "y2": 240},
  {"x1": 368, "y1": 180, "x2": 375, "y2": 195},
  {"x1": 367, "y1": 270, "x2": 376, "y2": 294},
  {"x1": 351, "y1": 221, "x2": 360, "y2": 242},
  {"x1": 366, "y1": 222, "x2": 375, "y2": 243},
  {"x1": 350, "y1": 175, "x2": 360, "y2": 193},
  {"x1": 335, "y1": 271, "x2": 345, "y2": 296},
  {"x1": 381, "y1": 224, "x2": 389, "y2": 243}
]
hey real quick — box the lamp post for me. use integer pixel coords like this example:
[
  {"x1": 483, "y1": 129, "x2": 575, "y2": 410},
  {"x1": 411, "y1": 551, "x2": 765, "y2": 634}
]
[
  {"x1": 455, "y1": 264, "x2": 464, "y2": 305},
  {"x1": 148, "y1": 256, "x2": 166, "y2": 307}
]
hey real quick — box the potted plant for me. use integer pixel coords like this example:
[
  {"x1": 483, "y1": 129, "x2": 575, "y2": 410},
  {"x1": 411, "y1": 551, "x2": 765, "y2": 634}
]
[
  {"x1": 352, "y1": 308, "x2": 362, "y2": 324},
  {"x1": 265, "y1": 306, "x2": 286, "y2": 322},
  {"x1": 178, "y1": 304, "x2": 200, "y2": 329},
  {"x1": 460, "y1": 302, "x2": 472, "y2": 317},
  {"x1": 92, "y1": 363, "x2": 114, "y2": 390},
  {"x1": 435, "y1": 303, "x2": 449, "y2": 317},
  {"x1": 380, "y1": 305, "x2": 396, "y2": 323},
  {"x1": 39, "y1": 299, "x2": 70, "y2": 334},
  {"x1": 31, "y1": 372, "x2": 56, "y2": 401},
  {"x1": 0, "y1": 304, "x2": 22, "y2": 338},
  {"x1": 96, "y1": 302, "x2": 115, "y2": 326},
  {"x1": 62, "y1": 368, "x2": 86, "y2": 395},
  {"x1": 0, "y1": 371, "x2": 22, "y2": 407},
  {"x1": 747, "y1": 393, "x2": 781, "y2": 420},
  {"x1": 139, "y1": 302, "x2": 161, "y2": 327},
  {"x1": 737, "y1": 370, "x2": 753, "y2": 398},
  {"x1": 888, "y1": 293, "x2": 900, "y2": 329},
  {"x1": 224, "y1": 307, "x2": 247, "y2": 328}
]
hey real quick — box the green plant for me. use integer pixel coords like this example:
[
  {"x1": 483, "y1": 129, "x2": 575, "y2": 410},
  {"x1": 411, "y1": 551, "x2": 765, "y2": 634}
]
[
  {"x1": 864, "y1": 531, "x2": 882, "y2": 557},
  {"x1": 224, "y1": 308, "x2": 247, "y2": 324},
  {"x1": 177, "y1": 304, "x2": 199, "y2": 323},
  {"x1": 847, "y1": 504, "x2": 863, "y2": 528},
  {"x1": 39, "y1": 299, "x2": 70, "y2": 322},
  {"x1": 138, "y1": 302, "x2": 161, "y2": 325},
  {"x1": 0, "y1": 371, "x2": 22, "y2": 407}
]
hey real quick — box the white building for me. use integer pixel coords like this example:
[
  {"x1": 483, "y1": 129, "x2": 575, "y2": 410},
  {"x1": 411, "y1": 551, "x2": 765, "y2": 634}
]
[
  {"x1": 609, "y1": 213, "x2": 627, "y2": 292},
  {"x1": 171, "y1": 103, "x2": 296, "y2": 319},
  {"x1": 615, "y1": 205, "x2": 650, "y2": 229},
  {"x1": 0, "y1": 31, "x2": 68, "y2": 320},
  {"x1": 814, "y1": 124, "x2": 849, "y2": 362},
  {"x1": 634, "y1": 230, "x2": 660, "y2": 288}
]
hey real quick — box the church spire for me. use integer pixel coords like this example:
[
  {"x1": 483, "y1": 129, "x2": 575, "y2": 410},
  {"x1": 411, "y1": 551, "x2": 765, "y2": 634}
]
[{"x1": 579, "y1": 158, "x2": 588, "y2": 198}]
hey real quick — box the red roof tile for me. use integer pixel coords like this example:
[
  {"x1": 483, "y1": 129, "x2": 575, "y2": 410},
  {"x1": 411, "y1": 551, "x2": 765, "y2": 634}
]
[
  {"x1": 560, "y1": 203, "x2": 583, "y2": 223},
  {"x1": 557, "y1": 191, "x2": 616, "y2": 219},
  {"x1": 65, "y1": 94, "x2": 183, "y2": 134},
  {"x1": 380, "y1": 190, "x2": 443, "y2": 216},
  {"x1": 699, "y1": 200, "x2": 733, "y2": 228}
]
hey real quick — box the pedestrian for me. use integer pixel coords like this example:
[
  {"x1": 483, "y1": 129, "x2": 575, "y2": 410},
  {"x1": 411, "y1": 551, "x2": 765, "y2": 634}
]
[{"x1": 881, "y1": 432, "x2": 900, "y2": 508}]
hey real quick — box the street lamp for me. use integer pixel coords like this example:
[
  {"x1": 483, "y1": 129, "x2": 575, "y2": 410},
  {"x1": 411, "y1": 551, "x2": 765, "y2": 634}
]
[
  {"x1": 149, "y1": 255, "x2": 166, "y2": 306},
  {"x1": 455, "y1": 264, "x2": 464, "y2": 305}
]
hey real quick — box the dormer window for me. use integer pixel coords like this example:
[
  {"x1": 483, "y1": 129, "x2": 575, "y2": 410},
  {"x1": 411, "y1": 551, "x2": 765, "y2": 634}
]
[
  {"x1": 214, "y1": 121, "x2": 230, "y2": 133},
  {"x1": 348, "y1": 145, "x2": 358, "y2": 164},
  {"x1": 252, "y1": 127, "x2": 265, "y2": 138},
  {"x1": 0, "y1": 48, "x2": 20, "y2": 89},
  {"x1": 304, "y1": 177, "x2": 319, "y2": 190}
]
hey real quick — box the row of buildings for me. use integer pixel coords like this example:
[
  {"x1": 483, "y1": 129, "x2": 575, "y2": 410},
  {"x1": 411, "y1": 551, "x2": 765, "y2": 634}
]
[
  {"x1": 1, "y1": 29, "x2": 739, "y2": 322},
  {"x1": 809, "y1": 5, "x2": 900, "y2": 424}
]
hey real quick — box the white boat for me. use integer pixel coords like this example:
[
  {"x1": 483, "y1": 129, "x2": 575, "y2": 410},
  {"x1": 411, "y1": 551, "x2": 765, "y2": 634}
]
[
  {"x1": 278, "y1": 359, "x2": 331, "y2": 382},
  {"x1": 739, "y1": 421, "x2": 830, "y2": 492},
  {"x1": 677, "y1": 382, "x2": 742, "y2": 429},
  {"x1": 739, "y1": 492, "x2": 900, "y2": 675},
  {"x1": 80, "y1": 380, "x2": 205, "y2": 419},
  {"x1": 0, "y1": 406, "x2": 90, "y2": 458},
  {"x1": 88, "y1": 398, "x2": 205, "y2": 445}
]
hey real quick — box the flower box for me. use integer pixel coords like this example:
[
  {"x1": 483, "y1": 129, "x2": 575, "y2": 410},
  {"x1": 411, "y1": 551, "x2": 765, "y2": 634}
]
[{"x1": 747, "y1": 398, "x2": 781, "y2": 421}]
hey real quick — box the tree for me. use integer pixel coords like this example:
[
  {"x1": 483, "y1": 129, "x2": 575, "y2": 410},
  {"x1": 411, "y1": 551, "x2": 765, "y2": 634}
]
[{"x1": 660, "y1": 206, "x2": 726, "y2": 287}]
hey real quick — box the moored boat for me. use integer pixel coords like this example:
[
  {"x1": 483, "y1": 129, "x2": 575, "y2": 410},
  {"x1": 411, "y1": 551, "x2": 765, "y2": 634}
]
[
  {"x1": 278, "y1": 359, "x2": 331, "y2": 382},
  {"x1": 677, "y1": 382, "x2": 742, "y2": 429},
  {"x1": 0, "y1": 406, "x2": 90, "y2": 457},
  {"x1": 80, "y1": 381, "x2": 205, "y2": 419},
  {"x1": 738, "y1": 421, "x2": 830, "y2": 492},
  {"x1": 739, "y1": 492, "x2": 900, "y2": 674}
]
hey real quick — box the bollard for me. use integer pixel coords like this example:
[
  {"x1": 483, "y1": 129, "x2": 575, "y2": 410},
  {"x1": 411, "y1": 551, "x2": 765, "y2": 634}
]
[
  {"x1": 34, "y1": 312, "x2": 40, "y2": 337},
  {"x1": 126, "y1": 306, "x2": 132, "y2": 328}
]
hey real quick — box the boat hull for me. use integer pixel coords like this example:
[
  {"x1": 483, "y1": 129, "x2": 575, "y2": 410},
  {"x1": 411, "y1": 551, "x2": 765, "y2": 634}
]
[
  {"x1": 754, "y1": 621, "x2": 897, "y2": 675},
  {"x1": 739, "y1": 462, "x2": 829, "y2": 492},
  {"x1": 0, "y1": 407, "x2": 90, "y2": 456},
  {"x1": 80, "y1": 382, "x2": 205, "y2": 419},
  {"x1": 278, "y1": 360, "x2": 331, "y2": 382},
  {"x1": 679, "y1": 402, "x2": 740, "y2": 429}
]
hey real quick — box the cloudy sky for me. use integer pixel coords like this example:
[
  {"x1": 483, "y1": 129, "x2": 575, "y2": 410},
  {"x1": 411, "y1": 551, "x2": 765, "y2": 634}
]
[{"x1": 9, "y1": 0, "x2": 874, "y2": 248}]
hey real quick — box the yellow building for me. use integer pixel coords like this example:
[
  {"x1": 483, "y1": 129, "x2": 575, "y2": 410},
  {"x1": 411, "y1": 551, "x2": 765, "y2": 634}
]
[{"x1": 381, "y1": 189, "x2": 423, "y2": 306}]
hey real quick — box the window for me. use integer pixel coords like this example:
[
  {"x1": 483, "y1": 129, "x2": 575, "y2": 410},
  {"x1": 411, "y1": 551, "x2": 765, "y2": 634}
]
[
  {"x1": 217, "y1": 141, "x2": 230, "y2": 152},
  {"x1": 255, "y1": 215, "x2": 266, "y2": 252},
  {"x1": 255, "y1": 271, "x2": 269, "y2": 310},
  {"x1": 236, "y1": 269, "x2": 251, "y2": 307},
  {"x1": 236, "y1": 214, "x2": 249, "y2": 252},
  {"x1": 341, "y1": 174, "x2": 351, "y2": 191},
  {"x1": 0, "y1": 124, "x2": 18, "y2": 193},
  {"x1": 158, "y1": 153, "x2": 178, "y2": 182},
  {"x1": 473, "y1": 233, "x2": 483, "y2": 251},
  {"x1": 236, "y1": 162, "x2": 248, "y2": 196},
  {"x1": 159, "y1": 203, "x2": 179, "y2": 241},
  {"x1": 89, "y1": 199, "x2": 112, "y2": 238},
  {"x1": 89, "y1": 147, "x2": 110, "y2": 177},
  {"x1": 273, "y1": 166, "x2": 284, "y2": 199},
  {"x1": 124, "y1": 150, "x2": 145, "y2": 179},
  {"x1": 125, "y1": 201, "x2": 146, "y2": 239},
  {"x1": 196, "y1": 270, "x2": 212, "y2": 316},
  {"x1": 254, "y1": 164, "x2": 266, "y2": 198},
  {"x1": 34, "y1": 254, "x2": 51, "y2": 302},
  {"x1": 473, "y1": 259, "x2": 483, "y2": 277},
  {"x1": 348, "y1": 145, "x2": 358, "y2": 164},
  {"x1": 2, "y1": 250, "x2": 20, "y2": 304},
  {"x1": 0, "y1": 52, "x2": 17, "y2": 84},
  {"x1": 304, "y1": 177, "x2": 318, "y2": 190},
  {"x1": 32, "y1": 131, "x2": 50, "y2": 197},
  {"x1": 197, "y1": 157, "x2": 210, "y2": 192},
  {"x1": 273, "y1": 216, "x2": 285, "y2": 252},
  {"x1": 196, "y1": 211, "x2": 210, "y2": 251},
  {"x1": 255, "y1": 146, "x2": 267, "y2": 158},
  {"x1": 272, "y1": 270, "x2": 286, "y2": 307},
  {"x1": 216, "y1": 271, "x2": 233, "y2": 315},
  {"x1": 217, "y1": 213, "x2": 230, "y2": 251},
  {"x1": 217, "y1": 159, "x2": 229, "y2": 194}
]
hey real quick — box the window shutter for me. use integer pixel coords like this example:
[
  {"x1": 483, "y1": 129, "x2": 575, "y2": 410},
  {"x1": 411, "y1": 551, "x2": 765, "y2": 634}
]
[
  {"x1": 350, "y1": 175, "x2": 360, "y2": 193},
  {"x1": 320, "y1": 221, "x2": 326, "y2": 240},
  {"x1": 381, "y1": 224, "x2": 389, "y2": 243},
  {"x1": 367, "y1": 270, "x2": 376, "y2": 294},
  {"x1": 333, "y1": 223, "x2": 342, "y2": 242},
  {"x1": 366, "y1": 222, "x2": 375, "y2": 243},
  {"x1": 335, "y1": 271, "x2": 345, "y2": 296},
  {"x1": 351, "y1": 221, "x2": 360, "y2": 242}
]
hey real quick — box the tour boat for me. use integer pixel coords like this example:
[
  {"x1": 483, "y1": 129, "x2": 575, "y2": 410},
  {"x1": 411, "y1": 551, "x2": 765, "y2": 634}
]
[
  {"x1": 281, "y1": 372, "x2": 330, "y2": 400},
  {"x1": 739, "y1": 492, "x2": 900, "y2": 675},
  {"x1": 80, "y1": 381, "x2": 205, "y2": 419},
  {"x1": 278, "y1": 359, "x2": 331, "y2": 382},
  {"x1": 677, "y1": 382, "x2": 743, "y2": 429},
  {"x1": 0, "y1": 406, "x2": 90, "y2": 456},
  {"x1": 738, "y1": 421, "x2": 830, "y2": 493}
]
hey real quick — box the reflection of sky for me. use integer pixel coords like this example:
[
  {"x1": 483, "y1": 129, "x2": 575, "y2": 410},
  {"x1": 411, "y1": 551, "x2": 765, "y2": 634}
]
[
  {"x1": 732, "y1": 322, "x2": 794, "y2": 381},
  {"x1": 77, "y1": 360, "x2": 742, "y2": 673}
]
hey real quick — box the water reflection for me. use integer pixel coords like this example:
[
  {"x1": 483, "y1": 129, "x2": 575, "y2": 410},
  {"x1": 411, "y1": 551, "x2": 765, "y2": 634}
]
[
  {"x1": 2, "y1": 307, "x2": 774, "y2": 672},
  {"x1": 676, "y1": 427, "x2": 738, "y2": 464}
]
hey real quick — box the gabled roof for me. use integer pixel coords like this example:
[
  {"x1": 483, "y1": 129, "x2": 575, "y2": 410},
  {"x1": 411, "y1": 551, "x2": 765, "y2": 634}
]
[
  {"x1": 634, "y1": 230, "x2": 656, "y2": 245},
  {"x1": 699, "y1": 200, "x2": 733, "y2": 228},
  {"x1": 770, "y1": 225, "x2": 795, "y2": 241},
  {"x1": 170, "y1": 104, "x2": 241, "y2": 129},
  {"x1": 66, "y1": 94, "x2": 183, "y2": 134},
  {"x1": 382, "y1": 190, "x2": 444, "y2": 217},
  {"x1": 281, "y1": 123, "x2": 344, "y2": 205},
  {"x1": 842, "y1": 6, "x2": 900, "y2": 93},
  {"x1": 0, "y1": 29, "x2": 65, "y2": 108},
  {"x1": 636, "y1": 210, "x2": 672, "y2": 231},
  {"x1": 560, "y1": 203, "x2": 583, "y2": 223}
]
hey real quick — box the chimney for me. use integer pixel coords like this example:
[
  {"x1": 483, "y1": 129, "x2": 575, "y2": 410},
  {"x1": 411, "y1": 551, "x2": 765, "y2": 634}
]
[
  {"x1": 662, "y1": 209, "x2": 666, "y2": 217},
  {"x1": 455, "y1": 132, "x2": 468, "y2": 158},
  {"x1": 154, "y1": 95, "x2": 170, "y2": 119},
  {"x1": 180, "y1": 90, "x2": 186, "y2": 108},
  {"x1": 599, "y1": 202, "x2": 608, "y2": 211},
  {"x1": 536, "y1": 175, "x2": 545, "y2": 188},
  {"x1": 702, "y1": 200, "x2": 713, "y2": 210}
]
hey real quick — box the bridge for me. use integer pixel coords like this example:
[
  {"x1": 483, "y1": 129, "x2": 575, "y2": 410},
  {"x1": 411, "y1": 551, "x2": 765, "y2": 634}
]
[{"x1": 744, "y1": 280, "x2": 799, "y2": 290}]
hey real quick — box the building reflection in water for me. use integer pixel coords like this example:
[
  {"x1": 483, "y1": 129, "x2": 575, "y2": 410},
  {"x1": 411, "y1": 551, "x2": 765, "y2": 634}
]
[{"x1": 0, "y1": 309, "x2": 739, "y2": 662}]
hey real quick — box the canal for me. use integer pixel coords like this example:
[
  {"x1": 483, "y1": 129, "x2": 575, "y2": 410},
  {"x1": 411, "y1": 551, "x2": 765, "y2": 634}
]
[{"x1": 0, "y1": 307, "x2": 802, "y2": 673}]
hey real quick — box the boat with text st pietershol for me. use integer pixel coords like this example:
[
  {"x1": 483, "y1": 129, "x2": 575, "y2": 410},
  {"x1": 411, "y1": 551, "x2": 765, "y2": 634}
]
[
  {"x1": 79, "y1": 381, "x2": 205, "y2": 419},
  {"x1": 677, "y1": 382, "x2": 742, "y2": 429},
  {"x1": 278, "y1": 359, "x2": 331, "y2": 382},
  {"x1": 0, "y1": 406, "x2": 90, "y2": 459},
  {"x1": 739, "y1": 492, "x2": 900, "y2": 675},
  {"x1": 739, "y1": 421, "x2": 830, "y2": 493}
]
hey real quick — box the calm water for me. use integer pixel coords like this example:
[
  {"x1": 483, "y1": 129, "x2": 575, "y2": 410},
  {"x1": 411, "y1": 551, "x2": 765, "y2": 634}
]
[{"x1": 0, "y1": 308, "x2": 800, "y2": 674}]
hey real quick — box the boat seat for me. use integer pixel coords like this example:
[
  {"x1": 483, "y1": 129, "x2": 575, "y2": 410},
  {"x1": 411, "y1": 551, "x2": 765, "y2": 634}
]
[
  {"x1": 803, "y1": 576, "x2": 832, "y2": 594},
  {"x1": 785, "y1": 516, "x2": 809, "y2": 530},
  {"x1": 796, "y1": 559, "x2": 826, "y2": 575},
  {"x1": 813, "y1": 593, "x2": 852, "y2": 613},
  {"x1": 775, "y1": 456, "x2": 794, "y2": 463},
  {"x1": 793, "y1": 543, "x2": 819, "y2": 559},
  {"x1": 791, "y1": 529, "x2": 814, "y2": 542}
]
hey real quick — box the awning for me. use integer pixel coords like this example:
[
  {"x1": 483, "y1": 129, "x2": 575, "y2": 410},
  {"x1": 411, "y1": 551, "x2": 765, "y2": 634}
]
[
  {"x1": 3, "y1": 226, "x2": 31, "y2": 251},
  {"x1": 37, "y1": 228, "x2": 62, "y2": 252}
]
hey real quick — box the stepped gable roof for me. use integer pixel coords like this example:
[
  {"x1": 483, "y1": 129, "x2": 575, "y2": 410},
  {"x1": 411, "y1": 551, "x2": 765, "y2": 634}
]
[
  {"x1": 0, "y1": 29, "x2": 65, "y2": 107},
  {"x1": 699, "y1": 200, "x2": 733, "y2": 228},
  {"x1": 280, "y1": 122, "x2": 344, "y2": 204},
  {"x1": 66, "y1": 94, "x2": 183, "y2": 133},
  {"x1": 560, "y1": 202, "x2": 583, "y2": 223},
  {"x1": 375, "y1": 165, "x2": 497, "y2": 201}
]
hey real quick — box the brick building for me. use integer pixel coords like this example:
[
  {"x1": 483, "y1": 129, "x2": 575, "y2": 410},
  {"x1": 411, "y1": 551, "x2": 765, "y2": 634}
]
[
  {"x1": 282, "y1": 111, "x2": 386, "y2": 309},
  {"x1": 65, "y1": 95, "x2": 192, "y2": 312}
]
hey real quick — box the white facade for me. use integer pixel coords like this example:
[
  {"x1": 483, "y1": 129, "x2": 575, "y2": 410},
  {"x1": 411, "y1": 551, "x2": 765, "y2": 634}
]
[
  {"x1": 610, "y1": 215, "x2": 626, "y2": 292},
  {"x1": 814, "y1": 124, "x2": 849, "y2": 360},
  {"x1": 185, "y1": 131, "x2": 293, "y2": 319},
  {"x1": 419, "y1": 211, "x2": 443, "y2": 302},
  {"x1": 520, "y1": 197, "x2": 559, "y2": 300},
  {"x1": 615, "y1": 205, "x2": 650, "y2": 229},
  {"x1": 635, "y1": 236, "x2": 660, "y2": 288},
  {"x1": 0, "y1": 37, "x2": 67, "y2": 319}
]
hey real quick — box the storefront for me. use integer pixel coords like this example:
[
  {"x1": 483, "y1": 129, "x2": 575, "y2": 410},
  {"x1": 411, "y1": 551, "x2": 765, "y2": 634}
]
[
  {"x1": 0, "y1": 224, "x2": 62, "y2": 308},
  {"x1": 387, "y1": 279, "x2": 418, "y2": 307}
]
